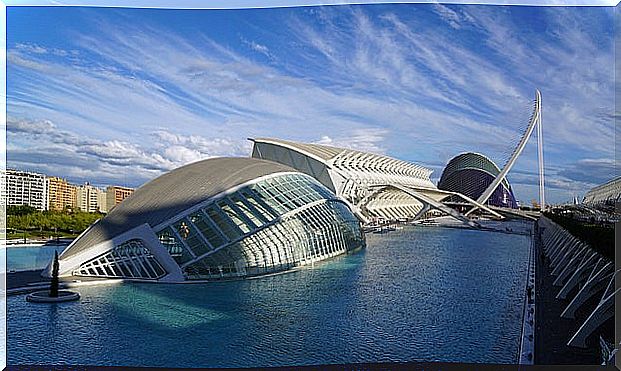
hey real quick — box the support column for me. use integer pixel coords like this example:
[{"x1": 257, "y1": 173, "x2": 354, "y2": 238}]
[
  {"x1": 536, "y1": 89, "x2": 545, "y2": 210},
  {"x1": 556, "y1": 253, "x2": 600, "y2": 300},
  {"x1": 567, "y1": 274, "x2": 619, "y2": 348},
  {"x1": 551, "y1": 242, "x2": 584, "y2": 276},
  {"x1": 561, "y1": 262, "x2": 613, "y2": 319},
  {"x1": 552, "y1": 245, "x2": 589, "y2": 286},
  {"x1": 412, "y1": 203, "x2": 431, "y2": 221},
  {"x1": 550, "y1": 235, "x2": 577, "y2": 268}
]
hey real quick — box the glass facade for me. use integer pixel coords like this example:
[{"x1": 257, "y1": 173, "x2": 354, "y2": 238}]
[
  {"x1": 74, "y1": 239, "x2": 166, "y2": 279},
  {"x1": 438, "y1": 153, "x2": 518, "y2": 209},
  {"x1": 155, "y1": 173, "x2": 365, "y2": 280},
  {"x1": 251, "y1": 139, "x2": 437, "y2": 222}
]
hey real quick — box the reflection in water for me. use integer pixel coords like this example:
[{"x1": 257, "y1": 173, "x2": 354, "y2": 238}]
[
  {"x1": 8, "y1": 245, "x2": 67, "y2": 271},
  {"x1": 8, "y1": 224, "x2": 531, "y2": 367}
]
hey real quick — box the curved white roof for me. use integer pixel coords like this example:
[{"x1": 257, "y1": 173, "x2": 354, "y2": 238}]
[{"x1": 61, "y1": 157, "x2": 296, "y2": 259}]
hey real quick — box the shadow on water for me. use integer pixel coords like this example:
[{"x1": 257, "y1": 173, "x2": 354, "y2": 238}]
[
  {"x1": 113, "y1": 246, "x2": 368, "y2": 329},
  {"x1": 9, "y1": 225, "x2": 532, "y2": 368}
]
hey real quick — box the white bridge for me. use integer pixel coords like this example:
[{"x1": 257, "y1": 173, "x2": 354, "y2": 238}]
[
  {"x1": 466, "y1": 89, "x2": 545, "y2": 215},
  {"x1": 251, "y1": 90, "x2": 546, "y2": 226}
]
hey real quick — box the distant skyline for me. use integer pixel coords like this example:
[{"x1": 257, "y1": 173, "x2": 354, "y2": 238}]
[{"x1": 6, "y1": 4, "x2": 615, "y2": 204}]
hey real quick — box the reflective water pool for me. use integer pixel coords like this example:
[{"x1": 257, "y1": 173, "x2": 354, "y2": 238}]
[
  {"x1": 8, "y1": 224, "x2": 531, "y2": 367},
  {"x1": 7, "y1": 244, "x2": 67, "y2": 272}
]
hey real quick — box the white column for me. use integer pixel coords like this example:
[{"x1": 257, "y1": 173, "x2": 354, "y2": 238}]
[{"x1": 537, "y1": 89, "x2": 545, "y2": 209}]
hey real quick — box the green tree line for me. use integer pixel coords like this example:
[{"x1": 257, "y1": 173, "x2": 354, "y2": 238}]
[{"x1": 7, "y1": 205, "x2": 102, "y2": 237}]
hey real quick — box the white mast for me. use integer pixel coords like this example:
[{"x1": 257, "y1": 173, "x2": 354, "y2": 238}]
[{"x1": 536, "y1": 89, "x2": 545, "y2": 210}]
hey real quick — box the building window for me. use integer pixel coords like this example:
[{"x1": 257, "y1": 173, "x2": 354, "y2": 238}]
[
  {"x1": 151, "y1": 173, "x2": 362, "y2": 281},
  {"x1": 157, "y1": 227, "x2": 194, "y2": 265},
  {"x1": 74, "y1": 239, "x2": 166, "y2": 279}
]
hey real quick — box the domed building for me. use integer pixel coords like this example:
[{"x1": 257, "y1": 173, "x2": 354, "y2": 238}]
[
  {"x1": 438, "y1": 153, "x2": 518, "y2": 209},
  {"x1": 249, "y1": 138, "x2": 504, "y2": 223},
  {"x1": 46, "y1": 157, "x2": 365, "y2": 282}
]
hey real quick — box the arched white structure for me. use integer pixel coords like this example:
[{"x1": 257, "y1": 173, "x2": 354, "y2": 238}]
[
  {"x1": 250, "y1": 138, "x2": 503, "y2": 224},
  {"x1": 251, "y1": 138, "x2": 437, "y2": 222},
  {"x1": 468, "y1": 90, "x2": 545, "y2": 213},
  {"x1": 583, "y1": 176, "x2": 621, "y2": 207},
  {"x1": 44, "y1": 158, "x2": 365, "y2": 282}
]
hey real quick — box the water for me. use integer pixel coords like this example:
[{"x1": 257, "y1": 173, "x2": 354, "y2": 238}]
[
  {"x1": 8, "y1": 225, "x2": 531, "y2": 367},
  {"x1": 6, "y1": 244, "x2": 67, "y2": 272}
]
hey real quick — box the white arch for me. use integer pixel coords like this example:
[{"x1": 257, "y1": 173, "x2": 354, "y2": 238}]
[{"x1": 467, "y1": 90, "x2": 544, "y2": 214}]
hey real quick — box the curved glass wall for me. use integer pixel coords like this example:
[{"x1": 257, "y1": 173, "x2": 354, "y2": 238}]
[
  {"x1": 154, "y1": 173, "x2": 364, "y2": 280},
  {"x1": 75, "y1": 239, "x2": 167, "y2": 279}
]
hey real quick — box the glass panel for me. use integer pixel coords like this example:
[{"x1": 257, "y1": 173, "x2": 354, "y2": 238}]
[
  {"x1": 189, "y1": 211, "x2": 225, "y2": 249},
  {"x1": 109, "y1": 261, "x2": 127, "y2": 277},
  {"x1": 251, "y1": 183, "x2": 289, "y2": 214},
  {"x1": 119, "y1": 259, "x2": 136, "y2": 278},
  {"x1": 140, "y1": 256, "x2": 159, "y2": 279},
  {"x1": 239, "y1": 189, "x2": 276, "y2": 221},
  {"x1": 205, "y1": 205, "x2": 241, "y2": 241},
  {"x1": 75, "y1": 239, "x2": 167, "y2": 279},
  {"x1": 173, "y1": 218, "x2": 211, "y2": 257},
  {"x1": 218, "y1": 200, "x2": 252, "y2": 234},
  {"x1": 230, "y1": 193, "x2": 265, "y2": 227},
  {"x1": 149, "y1": 257, "x2": 166, "y2": 277},
  {"x1": 157, "y1": 227, "x2": 194, "y2": 265}
]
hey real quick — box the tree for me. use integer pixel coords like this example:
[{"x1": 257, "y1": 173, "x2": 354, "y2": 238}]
[
  {"x1": 50, "y1": 251, "x2": 59, "y2": 298},
  {"x1": 7, "y1": 205, "x2": 36, "y2": 216}
]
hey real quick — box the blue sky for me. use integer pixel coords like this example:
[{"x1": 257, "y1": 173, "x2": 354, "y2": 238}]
[{"x1": 6, "y1": 4, "x2": 616, "y2": 204}]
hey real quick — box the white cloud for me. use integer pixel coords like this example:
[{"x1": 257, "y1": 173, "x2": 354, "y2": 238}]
[
  {"x1": 6, "y1": 117, "x2": 250, "y2": 185},
  {"x1": 163, "y1": 146, "x2": 203, "y2": 164},
  {"x1": 431, "y1": 4, "x2": 463, "y2": 29},
  {"x1": 7, "y1": 117, "x2": 55, "y2": 134},
  {"x1": 241, "y1": 37, "x2": 274, "y2": 60},
  {"x1": 6, "y1": 6, "x2": 614, "y2": 203},
  {"x1": 15, "y1": 43, "x2": 48, "y2": 54},
  {"x1": 313, "y1": 128, "x2": 388, "y2": 154}
]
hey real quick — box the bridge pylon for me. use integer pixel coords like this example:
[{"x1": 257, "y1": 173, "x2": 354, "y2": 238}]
[{"x1": 466, "y1": 89, "x2": 545, "y2": 215}]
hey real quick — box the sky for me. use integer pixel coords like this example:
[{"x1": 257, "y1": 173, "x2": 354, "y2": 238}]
[{"x1": 5, "y1": 4, "x2": 616, "y2": 205}]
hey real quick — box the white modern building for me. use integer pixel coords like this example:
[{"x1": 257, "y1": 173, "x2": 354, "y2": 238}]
[
  {"x1": 583, "y1": 176, "x2": 621, "y2": 208},
  {"x1": 76, "y1": 183, "x2": 107, "y2": 213},
  {"x1": 45, "y1": 157, "x2": 365, "y2": 282},
  {"x1": 1, "y1": 169, "x2": 48, "y2": 210},
  {"x1": 250, "y1": 138, "x2": 499, "y2": 224}
]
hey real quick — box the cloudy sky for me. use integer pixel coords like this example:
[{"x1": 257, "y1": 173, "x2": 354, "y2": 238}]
[{"x1": 6, "y1": 4, "x2": 616, "y2": 204}]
